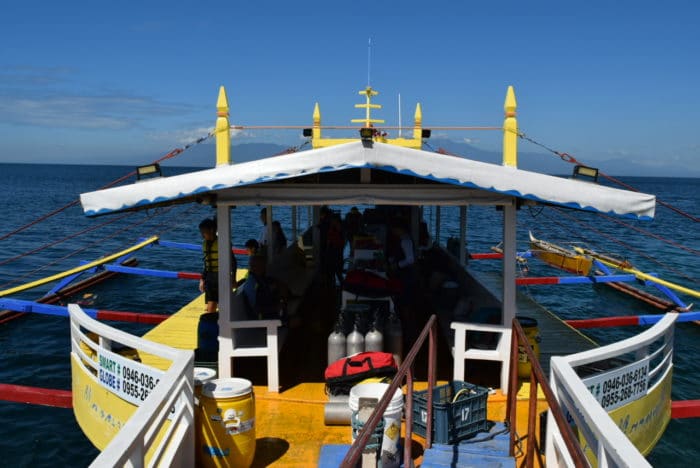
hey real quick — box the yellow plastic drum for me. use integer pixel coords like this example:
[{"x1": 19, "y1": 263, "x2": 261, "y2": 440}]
[
  {"x1": 199, "y1": 378, "x2": 256, "y2": 468},
  {"x1": 194, "y1": 368, "x2": 217, "y2": 467},
  {"x1": 195, "y1": 367, "x2": 218, "y2": 399},
  {"x1": 516, "y1": 317, "x2": 541, "y2": 379}
]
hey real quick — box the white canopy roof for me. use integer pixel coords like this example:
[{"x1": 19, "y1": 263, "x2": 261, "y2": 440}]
[{"x1": 80, "y1": 141, "x2": 655, "y2": 220}]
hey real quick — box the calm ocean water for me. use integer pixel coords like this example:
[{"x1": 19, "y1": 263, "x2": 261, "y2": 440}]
[{"x1": 0, "y1": 163, "x2": 697, "y2": 466}]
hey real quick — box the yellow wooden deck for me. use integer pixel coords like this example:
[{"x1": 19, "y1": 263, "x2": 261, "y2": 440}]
[
  {"x1": 133, "y1": 265, "x2": 549, "y2": 466},
  {"x1": 249, "y1": 381, "x2": 542, "y2": 466},
  {"x1": 138, "y1": 293, "x2": 208, "y2": 370},
  {"x1": 139, "y1": 270, "x2": 248, "y2": 371}
]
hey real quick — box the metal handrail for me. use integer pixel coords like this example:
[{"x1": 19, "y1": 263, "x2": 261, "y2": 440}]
[
  {"x1": 340, "y1": 314, "x2": 438, "y2": 467},
  {"x1": 507, "y1": 318, "x2": 588, "y2": 467}
]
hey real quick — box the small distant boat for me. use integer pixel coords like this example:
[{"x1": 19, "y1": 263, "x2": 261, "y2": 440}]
[
  {"x1": 525, "y1": 233, "x2": 695, "y2": 313},
  {"x1": 529, "y1": 231, "x2": 592, "y2": 275}
]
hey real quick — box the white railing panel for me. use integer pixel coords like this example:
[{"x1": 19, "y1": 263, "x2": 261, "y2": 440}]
[
  {"x1": 68, "y1": 304, "x2": 195, "y2": 468},
  {"x1": 547, "y1": 313, "x2": 677, "y2": 468}
]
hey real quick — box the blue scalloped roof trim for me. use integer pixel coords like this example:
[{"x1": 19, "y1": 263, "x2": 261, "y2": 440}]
[{"x1": 85, "y1": 161, "x2": 651, "y2": 220}]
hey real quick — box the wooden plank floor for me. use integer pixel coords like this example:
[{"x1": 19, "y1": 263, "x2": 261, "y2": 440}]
[
  {"x1": 139, "y1": 270, "x2": 249, "y2": 371},
  {"x1": 469, "y1": 269, "x2": 597, "y2": 376},
  {"x1": 130, "y1": 265, "x2": 555, "y2": 466},
  {"x1": 138, "y1": 293, "x2": 208, "y2": 371}
]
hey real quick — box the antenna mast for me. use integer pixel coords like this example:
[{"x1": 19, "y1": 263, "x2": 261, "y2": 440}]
[
  {"x1": 367, "y1": 37, "x2": 372, "y2": 87},
  {"x1": 398, "y1": 93, "x2": 402, "y2": 137}
]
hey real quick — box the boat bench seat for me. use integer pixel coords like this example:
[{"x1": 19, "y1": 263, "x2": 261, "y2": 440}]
[
  {"x1": 219, "y1": 251, "x2": 314, "y2": 393},
  {"x1": 450, "y1": 321, "x2": 512, "y2": 393},
  {"x1": 216, "y1": 291, "x2": 288, "y2": 393}
]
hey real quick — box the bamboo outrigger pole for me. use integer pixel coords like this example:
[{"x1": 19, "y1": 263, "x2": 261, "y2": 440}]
[
  {"x1": 0, "y1": 236, "x2": 159, "y2": 298},
  {"x1": 574, "y1": 246, "x2": 700, "y2": 299}
]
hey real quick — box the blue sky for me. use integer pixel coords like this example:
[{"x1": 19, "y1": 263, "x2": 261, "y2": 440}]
[{"x1": 1, "y1": 1, "x2": 698, "y2": 175}]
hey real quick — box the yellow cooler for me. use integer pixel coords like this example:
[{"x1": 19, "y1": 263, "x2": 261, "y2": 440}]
[{"x1": 198, "y1": 378, "x2": 256, "y2": 468}]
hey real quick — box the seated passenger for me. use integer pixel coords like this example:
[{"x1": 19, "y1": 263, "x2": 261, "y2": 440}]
[
  {"x1": 238, "y1": 255, "x2": 288, "y2": 321},
  {"x1": 245, "y1": 238, "x2": 260, "y2": 256},
  {"x1": 271, "y1": 221, "x2": 287, "y2": 256}
]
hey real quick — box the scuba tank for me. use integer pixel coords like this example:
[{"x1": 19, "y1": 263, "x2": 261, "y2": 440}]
[
  {"x1": 327, "y1": 321, "x2": 346, "y2": 366},
  {"x1": 346, "y1": 317, "x2": 365, "y2": 356},
  {"x1": 364, "y1": 311, "x2": 384, "y2": 352},
  {"x1": 386, "y1": 311, "x2": 403, "y2": 366}
]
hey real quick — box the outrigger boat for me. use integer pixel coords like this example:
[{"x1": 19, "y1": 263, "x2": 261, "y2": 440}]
[
  {"x1": 529, "y1": 232, "x2": 593, "y2": 276},
  {"x1": 524, "y1": 232, "x2": 696, "y2": 313},
  {"x1": 4, "y1": 83, "x2": 696, "y2": 467}
]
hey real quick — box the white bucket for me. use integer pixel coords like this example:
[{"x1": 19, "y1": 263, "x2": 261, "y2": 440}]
[{"x1": 349, "y1": 383, "x2": 404, "y2": 464}]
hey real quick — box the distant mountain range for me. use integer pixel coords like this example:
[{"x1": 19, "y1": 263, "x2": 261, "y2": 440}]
[{"x1": 165, "y1": 139, "x2": 699, "y2": 178}]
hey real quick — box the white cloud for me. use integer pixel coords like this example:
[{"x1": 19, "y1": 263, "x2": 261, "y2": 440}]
[
  {"x1": 0, "y1": 66, "x2": 194, "y2": 130},
  {"x1": 0, "y1": 93, "x2": 192, "y2": 130},
  {"x1": 606, "y1": 148, "x2": 631, "y2": 157},
  {"x1": 147, "y1": 126, "x2": 255, "y2": 145},
  {"x1": 463, "y1": 137, "x2": 480, "y2": 144}
]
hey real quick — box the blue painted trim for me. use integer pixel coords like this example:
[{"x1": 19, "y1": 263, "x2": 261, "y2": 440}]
[
  {"x1": 152, "y1": 240, "x2": 200, "y2": 251},
  {"x1": 44, "y1": 271, "x2": 85, "y2": 296},
  {"x1": 556, "y1": 274, "x2": 636, "y2": 285},
  {"x1": 103, "y1": 264, "x2": 180, "y2": 279},
  {"x1": 593, "y1": 259, "x2": 612, "y2": 276},
  {"x1": 0, "y1": 298, "x2": 98, "y2": 319},
  {"x1": 647, "y1": 282, "x2": 689, "y2": 309},
  {"x1": 638, "y1": 311, "x2": 700, "y2": 325}
]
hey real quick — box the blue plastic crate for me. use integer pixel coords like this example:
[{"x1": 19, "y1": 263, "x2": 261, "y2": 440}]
[{"x1": 412, "y1": 381, "x2": 488, "y2": 444}]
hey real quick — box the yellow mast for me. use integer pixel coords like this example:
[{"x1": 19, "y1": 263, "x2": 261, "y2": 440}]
[
  {"x1": 310, "y1": 86, "x2": 425, "y2": 149},
  {"x1": 502, "y1": 85, "x2": 518, "y2": 167},
  {"x1": 216, "y1": 86, "x2": 231, "y2": 166},
  {"x1": 351, "y1": 87, "x2": 385, "y2": 127},
  {"x1": 413, "y1": 103, "x2": 423, "y2": 141}
]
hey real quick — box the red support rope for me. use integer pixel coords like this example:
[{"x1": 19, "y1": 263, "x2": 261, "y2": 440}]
[
  {"x1": 547, "y1": 207, "x2": 698, "y2": 285},
  {"x1": 0, "y1": 212, "x2": 132, "y2": 267},
  {"x1": 598, "y1": 172, "x2": 699, "y2": 223},
  {"x1": 0, "y1": 132, "x2": 213, "y2": 242},
  {"x1": 517, "y1": 131, "x2": 699, "y2": 223},
  {"x1": 599, "y1": 213, "x2": 700, "y2": 256},
  {"x1": 0, "y1": 208, "x2": 171, "y2": 290}
]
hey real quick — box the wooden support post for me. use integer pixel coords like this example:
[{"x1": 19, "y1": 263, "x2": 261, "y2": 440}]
[
  {"x1": 312, "y1": 206, "x2": 321, "y2": 269},
  {"x1": 266, "y1": 205, "x2": 273, "y2": 264},
  {"x1": 410, "y1": 206, "x2": 420, "y2": 255},
  {"x1": 459, "y1": 205, "x2": 467, "y2": 265},
  {"x1": 502, "y1": 200, "x2": 517, "y2": 326},
  {"x1": 217, "y1": 205, "x2": 233, "y2": 378},
  {"x1": 435, "y1": 206, "x2": 441, "y2": 246}
]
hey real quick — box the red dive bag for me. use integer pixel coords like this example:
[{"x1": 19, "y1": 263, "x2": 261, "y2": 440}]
[
  {"x1": 324, "y1": 352, "x2": 398, "y2": 395},
  {"x1": 343, "y1": 269, "x2": 402, "y2": 298}
]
